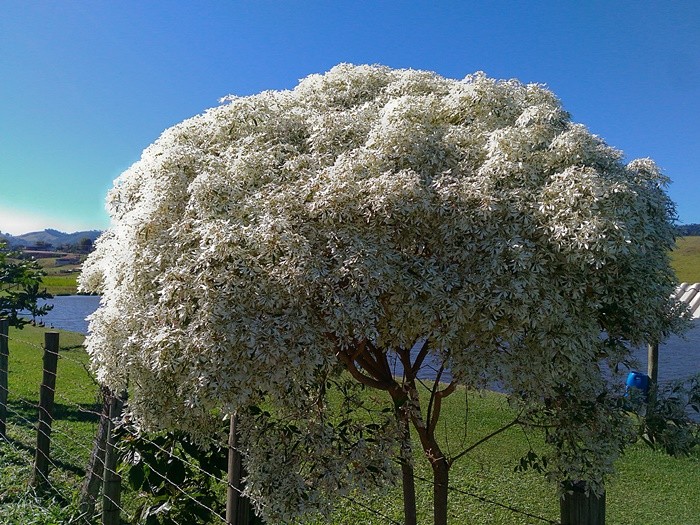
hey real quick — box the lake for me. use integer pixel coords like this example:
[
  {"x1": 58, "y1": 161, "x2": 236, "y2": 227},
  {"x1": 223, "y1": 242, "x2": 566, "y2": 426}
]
[
  {"x1": 39, "y1": 296, "x2": 700, "y2": 386},
  {"x1": 630, "y1": 320, "x2": 700, "y2": 386},
  {"x1": 37, "y1": 295, "x2": 101, "y2": 334}
]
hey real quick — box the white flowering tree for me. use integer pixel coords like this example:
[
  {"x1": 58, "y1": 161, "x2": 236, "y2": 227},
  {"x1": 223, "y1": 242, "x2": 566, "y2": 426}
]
[{"x1": 81, "y1": 64, "x2": 682, "y2": 524}]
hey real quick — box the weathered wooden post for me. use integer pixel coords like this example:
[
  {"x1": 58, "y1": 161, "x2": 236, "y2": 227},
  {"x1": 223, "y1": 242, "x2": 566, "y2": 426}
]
[
  {"x1": 80, "y1": 386, "x2": 112, "y2": 521},
  {"x1": 227, "y1": 413, "x2": 243, "y2": 525},
  {"x1": 646, "y1": 340, "x2": 660, "y2": 419},
  {"x1": 0, "y1": 318, "x2": 9, "y2": 440},
  {"x1": 647, "y1": 341, "x2": 659, "y2": 386},
  {"x1": 32, "y1": 331, "x2": 59, "y2": 489},
  {"x1": 560, "y1": 482, "x2": 605, "y2": 525},
  {"x1": 226, "y1": 414, "x2": 262, "y2": 525},
  {"x1": 102, "y1": 390, "x2": 124, "y2": 525}
]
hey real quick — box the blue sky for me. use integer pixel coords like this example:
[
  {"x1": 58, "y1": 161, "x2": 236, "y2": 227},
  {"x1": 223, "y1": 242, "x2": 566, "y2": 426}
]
[{"x1": 1, "y1": 1, "x2": 698, "y2": 235}]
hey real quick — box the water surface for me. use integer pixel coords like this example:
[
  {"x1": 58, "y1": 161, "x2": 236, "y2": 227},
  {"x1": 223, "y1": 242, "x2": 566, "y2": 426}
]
[{"x1": 37, "y1": 296, "x2": 700, "y2": 387}]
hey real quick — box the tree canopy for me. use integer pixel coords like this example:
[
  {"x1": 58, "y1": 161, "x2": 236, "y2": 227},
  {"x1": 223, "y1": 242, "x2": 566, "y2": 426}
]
[
  {"x1": 81, "y1": 64, "x2": 683, "y2": 522},
  {"x1": 0, "y1": 243, "x2": 53, "y2": 327}
]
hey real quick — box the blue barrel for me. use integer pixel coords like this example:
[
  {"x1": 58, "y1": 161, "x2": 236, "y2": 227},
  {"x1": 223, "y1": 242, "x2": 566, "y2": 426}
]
[{"x1": 626, "y1": 371, "x2": 650, "y2": 397}]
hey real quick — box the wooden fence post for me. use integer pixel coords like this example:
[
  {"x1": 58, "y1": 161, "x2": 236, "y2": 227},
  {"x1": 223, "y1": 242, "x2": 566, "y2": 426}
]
[
  {"x1": 227, "y1": 413, "x2": 242, "y2": 525},
  {"x1": 647, "y1": 342, "x2": 659, "y2": 386},
  {"x1": 0, "y1": 318, "x2": 9, "y2": 440},
  {"x1": 79, "y1": 386, "x2": 111, "y2": 521},
  {"x1": 646, "y1": 341, "x2": 660, "y2": 417},
  {"x1": 560, "y1": 482, "x2": 605, "y2": 525},
  {"x1": 102, "y1": 390, "x2": 124, "y2": 525},
  {"x1": 32, "y1": 331, "x2": 59, "y2": 489},
  {"x1": 226, "y1": 414, "x2": 262, "y2": 525}
]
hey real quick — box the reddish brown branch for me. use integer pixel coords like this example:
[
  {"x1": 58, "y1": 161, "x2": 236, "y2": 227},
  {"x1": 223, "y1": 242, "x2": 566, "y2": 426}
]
[
  {"x1": 411, "y1": 339, "x2": 430, "y2": 376},
  {"x1": 336, "y1": 348, "x2": 393, "y2": 391}
]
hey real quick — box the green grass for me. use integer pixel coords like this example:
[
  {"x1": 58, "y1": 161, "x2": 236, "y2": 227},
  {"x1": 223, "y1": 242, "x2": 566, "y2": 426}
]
[
  {"x1": 33, "y1": 257, "x2": 82, "y2": 296},
  {"x1": 301, "y1": 388, "x2": 700, "y2": 525},
  {"x1": 41, "y1": 274, "x2": 79, "y2": 296},
  {"x1": 672, "y1": 236, "x2": 700, "y2": 283},
  {"x1": 1, "y1": 326, "x2": 698, "y2": 524},
  {"x1": 0, "y1": 325, "x2": 100, "y2": 523}
]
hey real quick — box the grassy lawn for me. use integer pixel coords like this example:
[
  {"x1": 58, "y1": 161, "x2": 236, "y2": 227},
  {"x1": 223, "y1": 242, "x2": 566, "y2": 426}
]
[
  {"x1": 35, "y1": 257, "x2": 82, "y2": 296},
  {"x1": 0, "y1": 325, "x2": 100, "y2": 524},
  {"x1": 1, "y1": 324, "x2": 698, "y2": 524},
  {"x1": 672, "y1": 236, "x2": 700, "y2": 283},
  {"x1": 301, "y1": 388, "x2": 700, "y2": 525}
]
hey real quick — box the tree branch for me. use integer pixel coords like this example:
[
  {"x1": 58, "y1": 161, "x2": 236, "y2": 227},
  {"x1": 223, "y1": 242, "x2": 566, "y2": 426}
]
[
  {"x1": 426, "y1": 367, "x2": 445, "y2": 436},
  {"x1": 366, "y1": 339, "x2": 394, "y2": 382},
  {"x1": 336, "y1": 348, "x2": 393, "y2": 391},
  {"x1": 411, "y1": 339, "x2": 430, "y2": 376}
]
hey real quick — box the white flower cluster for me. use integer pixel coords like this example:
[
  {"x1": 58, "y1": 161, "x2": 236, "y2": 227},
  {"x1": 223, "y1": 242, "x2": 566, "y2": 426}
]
[{"x1": 81, "y1": 64, "x2": 681, "y2": 513}]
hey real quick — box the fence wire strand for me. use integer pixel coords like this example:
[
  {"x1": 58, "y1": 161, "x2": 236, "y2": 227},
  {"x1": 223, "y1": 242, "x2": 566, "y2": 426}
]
[
  {"x1": 413, "y1": 472, "x2": 560, "y2": 524},
  {"x1": 1, "y1": 328, "x2": 570, "y2": 525}
]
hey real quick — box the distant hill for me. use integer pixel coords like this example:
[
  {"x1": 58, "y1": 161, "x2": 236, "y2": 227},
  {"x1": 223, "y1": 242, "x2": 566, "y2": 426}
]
[{"x1": 0, "y1": 228, "x2": 102, "y2": 249}]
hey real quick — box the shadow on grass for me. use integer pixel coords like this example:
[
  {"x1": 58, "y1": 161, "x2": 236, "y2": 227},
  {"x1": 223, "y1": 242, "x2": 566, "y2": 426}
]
[
  {"x1": 2, "y1": 398, "x2": 99, "y2": 479},
  {"x1": 0, "y1": 433, "x2": 87, "y2": 479},
  {"x1": 7, "y1": 398, "x2": 101, "y2": 426}
]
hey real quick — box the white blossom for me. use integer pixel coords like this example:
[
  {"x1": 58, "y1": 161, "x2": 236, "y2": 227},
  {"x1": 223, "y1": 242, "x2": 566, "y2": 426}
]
[{"x1": 80, "y1": 64, "x2": 683, "y2": 516}]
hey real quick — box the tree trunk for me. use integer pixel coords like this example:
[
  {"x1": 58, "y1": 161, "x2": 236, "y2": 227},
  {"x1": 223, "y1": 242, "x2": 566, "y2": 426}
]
[
  {"x1": 432, "y1": 458, "x2": 450, "y2": 525},
  {"x1": 397, "y1": 410, "x2": 417, "y2": 525},
  {"x1": 394, "y1": 347, "x2": 454, "y2": 525}
]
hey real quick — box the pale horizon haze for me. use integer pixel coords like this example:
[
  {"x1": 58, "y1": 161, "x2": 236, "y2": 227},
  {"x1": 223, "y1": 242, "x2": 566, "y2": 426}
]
[{"x1": 1, "y1": 1, "x2": 698, "y2": 236}]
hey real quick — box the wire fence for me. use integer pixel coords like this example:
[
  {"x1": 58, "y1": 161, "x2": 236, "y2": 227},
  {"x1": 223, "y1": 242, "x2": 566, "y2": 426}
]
[
  {"x1": 0, "y1": 324, "x2": 565, "y2": 525},
  {"x1": 0, "y1": 326, "x2": 216, "y2": 523}
]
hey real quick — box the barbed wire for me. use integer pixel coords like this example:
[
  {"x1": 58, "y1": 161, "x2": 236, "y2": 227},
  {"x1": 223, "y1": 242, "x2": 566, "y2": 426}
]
[
  {"x1": 129, "y1": 450, "x2": 228, "y2": 523},
  {"x1": 341, "y1": 494, "x2": 403, "y2": 525},
  {"x1": 0, "y1": 328, "x2": 570, "y2": 525},
  {"x1": 0, "y1": 332, "x2": 237, "y2": 523},
  {"x1": 0, "y1": 416, "x2": 86, "y2": 507},
  {"x1": 413, "y1": 472, "x2": 560, "y2": 524},
  {"x1": 118, "y1": 422, "x2": 233, "y2": 490},
  {"x1": 0, "y1": 399, "x2": 92, "y2": 474},
  {"x1": 0, "y1": 332, "x2": 127, "y2": 522},
  {"x1": 1, "y1": 400, "x2": 134, "y2": 523}
]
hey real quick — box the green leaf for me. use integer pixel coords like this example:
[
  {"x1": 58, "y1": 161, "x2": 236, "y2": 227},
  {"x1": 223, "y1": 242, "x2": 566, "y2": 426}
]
[{"x1": 128, "y1": 462, "x2": 146, "y2": 490}]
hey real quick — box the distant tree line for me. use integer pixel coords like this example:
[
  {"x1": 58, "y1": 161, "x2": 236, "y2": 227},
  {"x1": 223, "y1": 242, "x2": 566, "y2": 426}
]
[
  {"x1": 0, "y1": 229, "x2": 100, "y2": 253},
  {"x1": 2, "y1": 237, "x2": 96, "y2": 254},
  {"x1": 59, "y1": 237, "x2": 95, "y2": 253},
  {"x1": 676, "y1": 224, "x2": 700, "y2": 236}
]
